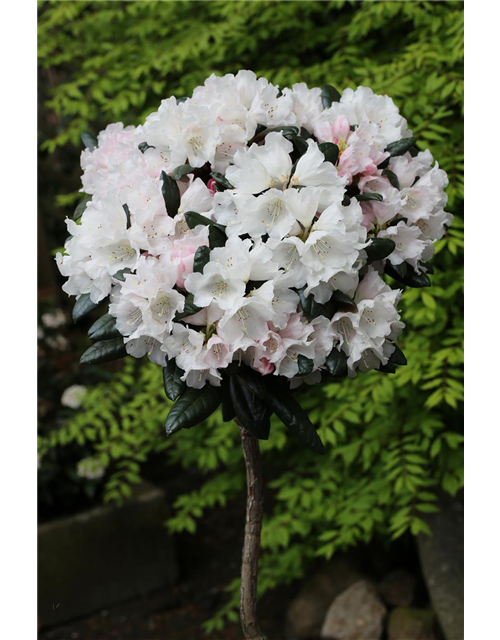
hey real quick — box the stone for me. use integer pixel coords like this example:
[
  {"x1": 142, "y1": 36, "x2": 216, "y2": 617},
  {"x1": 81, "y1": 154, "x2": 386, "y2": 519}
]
[
  {"x1": 387, "y1": 607, "x2": 437, "y2": 640},
  {"x1": 379, "y1": 569, "x2": 416, "y2": 607},
  {"x1": 38, "y1": 483, "x2": 178, "y2": 628},
  {"x1": 286, "y1": 556, "x2": 363, "y2": 639},
  {"x1": 320, "y1": 580, "x2": 386, "y2": 640},
  {"x1": 417, "y1": 490, "x2": 464, "y2": 640}
]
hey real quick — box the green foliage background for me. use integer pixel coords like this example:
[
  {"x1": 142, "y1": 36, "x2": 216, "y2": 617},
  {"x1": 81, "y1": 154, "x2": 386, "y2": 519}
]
[{"x1": 38, "y1": 1, "x2": 463, "y2": 632}]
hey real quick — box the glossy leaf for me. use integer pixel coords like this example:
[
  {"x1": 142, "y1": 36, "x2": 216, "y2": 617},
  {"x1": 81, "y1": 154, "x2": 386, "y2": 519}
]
[
  {"x1": 289, "y1": 134, "x2": 309, "y2": 156},
  {"x1": 161, "y1": 170, "x2": 180, "y2": 217},
  {"x1": 385, "y1": 136, "x2": 417, "y2": 157},
  {"x1": 382, "y1": 169, "x2": 400, "y2": 190},
  {"x1": 229, "y1": 374, "x2": 270, "y2": 440},
  {"x1": 208, "y1": 224, "x2": 227, "y2": 249},
  {"x1": 385, "y1": 261, "x2": 431, "y2": 288},
  {"x1": 163, "y1": 359, "x2": 186, "y2": 401},
  {"x1": 389, "y1": 345, "x2": 408, "y2": 366},
  {"x1": 355, "y1": 193, "x2": 384, "y2": 202},
  {"x1": 172, "y1": 163, "x2": 194, "y2": 180},
  {"x1": 80, "y1": 337, "x2": 127, "y2": 365},
  {"x1": 81, "y1": 132, "x2": 97, "y2": 151},
  {"x1": 184, "y1": 211, "x2": 212, "y2": 229},
  {"x1": 138, "y1": 141, "x2": 154, "y2": 153},
  {"x1": 321, "y1": 84, "x2": 341, "y2": 108},
  {"x1": 331, "y1": 290, "x2": 357, "y2": 313},
  {"x1": 210, "y1": 172, "x2": 234, "y2": 191},
  {"x1": 365, "y1": 238, "x2": 396, "y2": 262},
  {"x1": 252, "y1": 126, "x2": 299, "y2": 143},
  {"x1": 72, "y1": 293, "x2": 101, "y2": 323},
  {"x1": 123, "y1": 203, "x2": 131, "y2": 229},
  {"x1": 297, "y1": 355, "x2": 314, "y2": 377},
  {"x1": 266, "y1": 380, "x2": 324, "y2": 454},
  {"x1": 73, "y1": 194, "x2": 92, "y2": 221},
  {"x1": 193, "y1": 245, "x2": 210, "y2": 273},
  {"x1": 325, "y1": 348, "x2": 348, "y2": 378},
  {"x1": 297, "y1": 286, "x2": 326, "y2": 321},
  {"x1": 113, "y1": 268, "x2": 132, "y2": 282},
  {"x1": 165, "y1": 386, "x2": 222, "y2": 435},
  {"x1": 88, "y1": 313, "x2": 120, "y2": 340},
  {"x1": 318, "y1": 142, "x2": 339, "y2": 165}
]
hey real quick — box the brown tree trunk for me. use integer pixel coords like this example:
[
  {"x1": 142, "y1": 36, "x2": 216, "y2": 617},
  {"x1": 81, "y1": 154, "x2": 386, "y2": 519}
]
[{"x1": 239, "y1": 424, "x2": 267, "y2": 640}]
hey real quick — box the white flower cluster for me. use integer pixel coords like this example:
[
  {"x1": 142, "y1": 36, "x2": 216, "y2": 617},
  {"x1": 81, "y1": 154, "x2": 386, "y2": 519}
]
[{"x1": 57, "y1": 71, "x2": 452, "y2": 387}]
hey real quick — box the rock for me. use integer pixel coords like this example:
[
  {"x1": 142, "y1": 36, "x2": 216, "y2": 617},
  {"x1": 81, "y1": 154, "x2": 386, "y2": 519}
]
[
  {"x1": 417, "y1": 490, "x2": 464, "y2": 640},
  {"x1": 38, "y1": 483, "x2": 178, "y2": 627},
  {"x1": 379, "y1": 569, "x2": 416, "y2": 607},
  {"x1": 320, "y1": 580, "x2": 386, "y2": 640},
  {"x1": 286, "y1": 556, "x2": 363, "y2": 639},
  {"x1": 388, "y1": 607, "x2": 437, "y2": 640}
]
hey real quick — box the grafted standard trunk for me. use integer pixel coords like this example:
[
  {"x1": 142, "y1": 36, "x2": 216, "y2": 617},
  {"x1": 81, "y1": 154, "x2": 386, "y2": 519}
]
[{"x1": 239, "y1": 424, "x2": 267, "y2": 640}]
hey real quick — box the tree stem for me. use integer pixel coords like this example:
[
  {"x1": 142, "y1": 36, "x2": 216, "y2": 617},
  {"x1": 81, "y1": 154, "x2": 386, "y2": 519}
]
[{"x1": 239, "y1": 424, "x2": 267, "y2": 640}]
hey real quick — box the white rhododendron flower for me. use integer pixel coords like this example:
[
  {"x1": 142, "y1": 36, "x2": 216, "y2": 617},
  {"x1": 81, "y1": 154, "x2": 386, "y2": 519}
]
[{"x1": 57, "y1": 71, "x2": 452, "y2": 391}]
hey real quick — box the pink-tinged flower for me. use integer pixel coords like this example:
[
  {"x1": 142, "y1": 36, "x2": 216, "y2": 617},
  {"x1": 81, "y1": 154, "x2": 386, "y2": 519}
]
[
  {"x1": 207, "y1": 178, "x2": 217, "y2": 194},
  {"x1": 331, "y1": 116, "x2": 350, "y2": 144},
  {"x1": 254, "y1": 356, "x2": 275, "y2": 375},
  {"x1": 170, "y1": 228, "x2": 209, "y2": 288}
]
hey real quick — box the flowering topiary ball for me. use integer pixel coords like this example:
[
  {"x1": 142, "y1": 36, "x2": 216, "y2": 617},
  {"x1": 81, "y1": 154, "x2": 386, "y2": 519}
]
[{"x1": 57, "y1": 71, "x2": 452, "y2": 450}]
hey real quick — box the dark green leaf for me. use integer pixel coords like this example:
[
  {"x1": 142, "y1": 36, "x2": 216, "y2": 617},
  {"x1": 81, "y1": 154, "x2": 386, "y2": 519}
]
[
  {"x1": 80, "y1": 338, "x2": 127, "y2": 365},
  {"x1": 113, "y1": 268, "x2": 132, "y2": 282},
  {"x1": 88, "y1": 313, "x2": 120, "y2": 340},
  {"x1": 161, "y1": 170, "x2": 180, "y2": 217},
  {"x1": 321, "y1": 84, "x2": 342, "y2": 108},
  {"x1": 377, "y1": 157, "x2": 390, "y2": 170},
  {"x1": 251, "y1": 126, "x2": 299, "y2": 143},
  {"x1": 266, "y1": 379, "x2": 324, "y2": 454},
  {"x1": 342, "y1": 194, "x2": 351, "y2": 206},
  {"x1": 174, "y1": 293, "x2": 201, "y2": 320},
  {"x1": 365, "y1": 238, "x2": 396, "y2": 262},
  {"x1": 165, "y1": 386, "x2": 222, "y2": 435},
  {"x1": 210, "y1": 172, "x2": 234, "y2": 191},
  {"x1": 172, "y1": 164, "x2": 194, "y2": 180},
  {"x1": 297, "y1": 355, "x2": 314, "y2": 377},
  {"x1": 289, "y1": 135, "x2": 309, "y2": 156},
  {"x1": 184, "y1": 212, "x2": 227, "y2": 248},
  {"x1": 73, "y1": 194, "x2": 92, "y2": 221},
  {"x1": 81, "y1": 132, "x2": 97, "y2": 151},
  {"x1": 176, "y1": 96, "x2": 188, "y2": 104},
  {"x1": 163, "y1": 359, "x2": 186, "y2": 401},
  {"x1": 318, "y1": 142, "x2": 339, "y2": 165},
  {"x1": 331, "y1": 290, "x2": 357, "y2": 313},
  {"x1": 208, "y1": 224, "x2": 227, "y2": 249},
  {"x1": 72, "y1": 293, "x2": 102, "y2": 323},
  {"x1": 229, "y1": 374, "x2": 270, "y2": 440},
  {"x1": 385, "y1": 261, "x2": 431, "y2": 288},
  {"x1": 325, "y1": 348, "x2": 348, "y2": 378},
  {"x1": 379, "y1": 361, "x2": 397, "y2": 374},
  {"x1": 123, "y1": 203, "x2": 131, "y2": 229},
  {"x1": 355, "y1": 193, "x2": 384, "y2": 202},
  {"x1": 382, "y1": 169, "x2": 400, "y2": 190},
  {"x1": 221, "y1": 381, "x2": 235, "y2": 423},
  {"x1": 138, "y1": 141, "x2": 154, "y2": 153},
  {"x1": 385, "y1": 136, "x2": 417, "y2": 158},
  {"x1": 184, "y1": 211, "x2": 212, "y2": 229},
  {"x1": 389, "y1": 345, "x2": 408, "y2": 366},
  {"x1": 297, "y1": 286, "x2": 325, "y2": 321},
  {"x1": 193, "y1": 245, "x2": 210, "y2": 273}
]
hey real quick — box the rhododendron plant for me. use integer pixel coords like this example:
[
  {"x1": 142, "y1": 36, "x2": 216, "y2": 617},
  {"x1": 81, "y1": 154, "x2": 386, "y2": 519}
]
[{"x1": 57, "y1": 71, "x2": 451, "y2": 639}]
